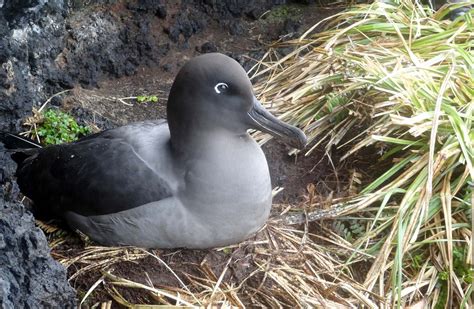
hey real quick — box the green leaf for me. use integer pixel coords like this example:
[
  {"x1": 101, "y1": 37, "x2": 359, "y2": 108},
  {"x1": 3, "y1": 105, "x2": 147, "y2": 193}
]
[
  {"x1": 136, "y1": 96, "x2": 147, "y2": 103},
  {"x1": 35, "y1": 109, "x2": 91, "y2": 145}
]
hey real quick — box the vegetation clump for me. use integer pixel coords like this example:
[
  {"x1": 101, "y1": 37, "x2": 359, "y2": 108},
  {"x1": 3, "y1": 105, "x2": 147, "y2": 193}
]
[
  {"x1": 35, "y1": 109, "x2": 91, "y2": 145},
  {"x1": 262, "y1": 4, "x2": 303, "y2": 22},
  {"x1": 253, "y1": 0, "x2": 473, "y2": 307},
  {"x1": 136, "y1": 95, "x2": 158, "y2": 103}
]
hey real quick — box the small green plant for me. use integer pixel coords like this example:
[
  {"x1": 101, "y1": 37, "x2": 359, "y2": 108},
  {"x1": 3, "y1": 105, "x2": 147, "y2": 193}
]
[
  {"x1": 37, "y1": 109, "x2": 91, "y2": 145},
  {"x1": 263, "y1": 4, "x2": 302, "y2": 22},
  {"x1": 409, "y1": 253, "x2": 424, "y2": 271},
  {"x1": 453, "y1": 246, "x2": 474, "y2": 284},
  {"x1": 332, "y1": 219, "x2": 366, "y2": 242},
  {"x1": 435, "y1": 281, "x2": 448, "y2": 309},
  {"x1": 136, "y1": 95, "x2": 158, "y2": 103}
]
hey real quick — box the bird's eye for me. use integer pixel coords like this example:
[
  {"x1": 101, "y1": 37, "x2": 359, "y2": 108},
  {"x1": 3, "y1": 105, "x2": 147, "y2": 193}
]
[{"x1": 214, "y1": 82, "x2": 229, "y2": 94}]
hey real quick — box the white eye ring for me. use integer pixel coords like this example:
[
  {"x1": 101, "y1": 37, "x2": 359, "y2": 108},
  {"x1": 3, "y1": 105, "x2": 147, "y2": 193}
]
[{"x1": 214, "y1": 82, "x2": 228, "y2": 94}]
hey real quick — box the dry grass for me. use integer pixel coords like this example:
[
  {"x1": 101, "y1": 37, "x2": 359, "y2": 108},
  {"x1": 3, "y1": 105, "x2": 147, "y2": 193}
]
[
  {"x1": 251, "y1": 0, "x2": 473, "y2": 307},
  {"x1": 41, "y1": 202, "x2": 375, "y2": 308}
]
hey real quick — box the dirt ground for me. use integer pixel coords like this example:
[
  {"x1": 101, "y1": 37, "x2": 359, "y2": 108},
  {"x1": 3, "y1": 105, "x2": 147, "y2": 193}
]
[{"x1": 37, "y1": 3, "x2": 362, "y2": 307}]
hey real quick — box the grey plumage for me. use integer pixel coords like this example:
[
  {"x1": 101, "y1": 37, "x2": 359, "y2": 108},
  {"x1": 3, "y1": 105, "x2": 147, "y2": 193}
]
[{"x1": 3, "y1": 53, "x2": 307, "y2": 249}]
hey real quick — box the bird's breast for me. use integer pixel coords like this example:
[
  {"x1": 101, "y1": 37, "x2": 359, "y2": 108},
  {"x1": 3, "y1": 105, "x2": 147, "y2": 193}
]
[{"x1": 182, "y1": 136, "x2": 272, "y2": 211}]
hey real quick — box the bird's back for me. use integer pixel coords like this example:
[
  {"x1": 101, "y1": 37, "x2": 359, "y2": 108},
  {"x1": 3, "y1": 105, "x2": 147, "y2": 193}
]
[{"x1": 14, "y1": 120, "x2": 175, "y2": 219}]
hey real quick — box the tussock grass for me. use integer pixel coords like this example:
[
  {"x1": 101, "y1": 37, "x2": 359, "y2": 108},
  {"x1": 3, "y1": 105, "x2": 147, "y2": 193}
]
[{"x1": 252, "y1": 0, "x2": 473, "y2": 307}]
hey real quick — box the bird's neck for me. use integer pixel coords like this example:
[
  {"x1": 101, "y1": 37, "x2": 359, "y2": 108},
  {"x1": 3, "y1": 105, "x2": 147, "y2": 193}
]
[{"x1": 170, "y1": 126, "x2": 248, "y2": 159}]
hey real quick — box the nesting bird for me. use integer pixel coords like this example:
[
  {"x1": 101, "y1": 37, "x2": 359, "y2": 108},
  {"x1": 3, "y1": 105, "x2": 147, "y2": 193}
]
[{"x1": 2, "y1": 53, "x2": 306, "y2": 249}]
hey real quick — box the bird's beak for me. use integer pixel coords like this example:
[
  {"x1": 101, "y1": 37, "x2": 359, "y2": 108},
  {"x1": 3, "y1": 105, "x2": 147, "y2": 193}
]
[{"x1": 247, "y1": 97, "x2": 307, "y2": 149}]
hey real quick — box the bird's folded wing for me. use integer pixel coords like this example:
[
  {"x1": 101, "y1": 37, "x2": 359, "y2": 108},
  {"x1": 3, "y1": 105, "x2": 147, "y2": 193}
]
[{"x1": 16, "y1": 134, "x2": 172, "y2": 218}]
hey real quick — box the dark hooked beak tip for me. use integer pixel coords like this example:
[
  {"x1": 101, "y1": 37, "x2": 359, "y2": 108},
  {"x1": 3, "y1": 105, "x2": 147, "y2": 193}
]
[{"x1": 247, "y1": 98, "x2": 307, "y2": 150}]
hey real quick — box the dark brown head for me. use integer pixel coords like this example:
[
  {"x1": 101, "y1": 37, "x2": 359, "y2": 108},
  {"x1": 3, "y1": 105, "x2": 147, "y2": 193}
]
[{"x1": 167, "y1": 53, "x2": 306, "y2": 149}]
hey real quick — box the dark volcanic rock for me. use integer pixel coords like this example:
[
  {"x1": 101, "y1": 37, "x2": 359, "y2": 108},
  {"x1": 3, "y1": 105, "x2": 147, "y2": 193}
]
[
  {"x1": 0, "y1": 0, "x2": 171, "y2": 133},
  {"x1": 0, "y1": 1, "x2": 83, "y2": 306},
  {"x1": 194, "y1": 0, "x2": 287, "y2": 34},
  {"x1": 197, "y1": 41, "x2": 217, "y2": 53},
  {"x1": 195, "y1": 0, "x2": 286, "y2": 20},
  {"x1": 0, "y1": 201, "x2": 76, "y2": 308},
  {"x1": 1, "y1": 0, "x2": 66, "y2": 25},
  {"x1": 166, "y1": 8, "x2": 207, "y2": 42},
  {"x1": 284, "y1": 18, "x2": 301, "y2": 35},
  {"x1": 0, "y1": 145, "x2": 18, "y2": 200},
  {"x1": 0, "y1": 142, "x2": 75, "y2": 307},
  {"x1": 0, "y1": 0, "x2": 68, "y2": 132},
  {"x1": 127, "y1": 0, "x2": 167, "y2": 18},
  {"x1": 162, "y1": 63, "x2": 173, "y2": 72},
  {"x1": 1, "y1": 139, "x2": 74, "y2": 307},
  {"x1": 226, "y1": 19, "x2": 244, "y2": 35},
  {"x1": 62, "y1": 9, "x2": 169, "y2": 87}
]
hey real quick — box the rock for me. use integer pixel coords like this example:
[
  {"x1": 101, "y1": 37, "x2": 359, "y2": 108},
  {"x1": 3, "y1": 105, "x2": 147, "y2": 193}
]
[
  {"x1": 0, "y1": 201, "x2": 76, "y2": 308},
  {"x1": 0, "y1": 0, "x2": 68, "y2": 132},
  {"x1": 227, "y1": 20, "x2": 244, "y2": 35},
  {"x1": 0, "y1": 145, "x2": 74, "y2": 308},
  {"x1": 197, "y1": 41, "x2": 217, "y2": 53},
  {"x1": 167, "y1": 9, "x2": 207, "y2": 42},
  {"x1": 195, "y1": 0, "x2": 287, "y2": 34},
  {"x1": 196, "y1": 0, "x2": 286, "y2": 20},
  {"x1": 162, "y1": 63, "x2": 173, "y2": 72},
  {"x1": 127, "y1": 0, "x2": 167, "y2": 19},
  {"x1": 63, "y1": 9, "x2": 169, "y2": 86},
  {"x1": 0, "y1": 2, "x2": 76, "y2": 305},
  {"x1": 283, "y1": 18, "x2": 301, "y2": 35},
  {"x1": 0, "y1": 145, "x2": 18, "y2": 201}
]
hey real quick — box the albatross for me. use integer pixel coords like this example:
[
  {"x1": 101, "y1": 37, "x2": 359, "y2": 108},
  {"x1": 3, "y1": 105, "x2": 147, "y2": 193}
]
[{"x1": 2, "y1": 53, "x2": 307, "y2": 249}]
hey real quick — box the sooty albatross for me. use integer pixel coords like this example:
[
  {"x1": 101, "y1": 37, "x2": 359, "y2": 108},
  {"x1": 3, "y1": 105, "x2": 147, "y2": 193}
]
[{"x1": 2, "y1": 53, "x2": 307, "y2": 249}]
